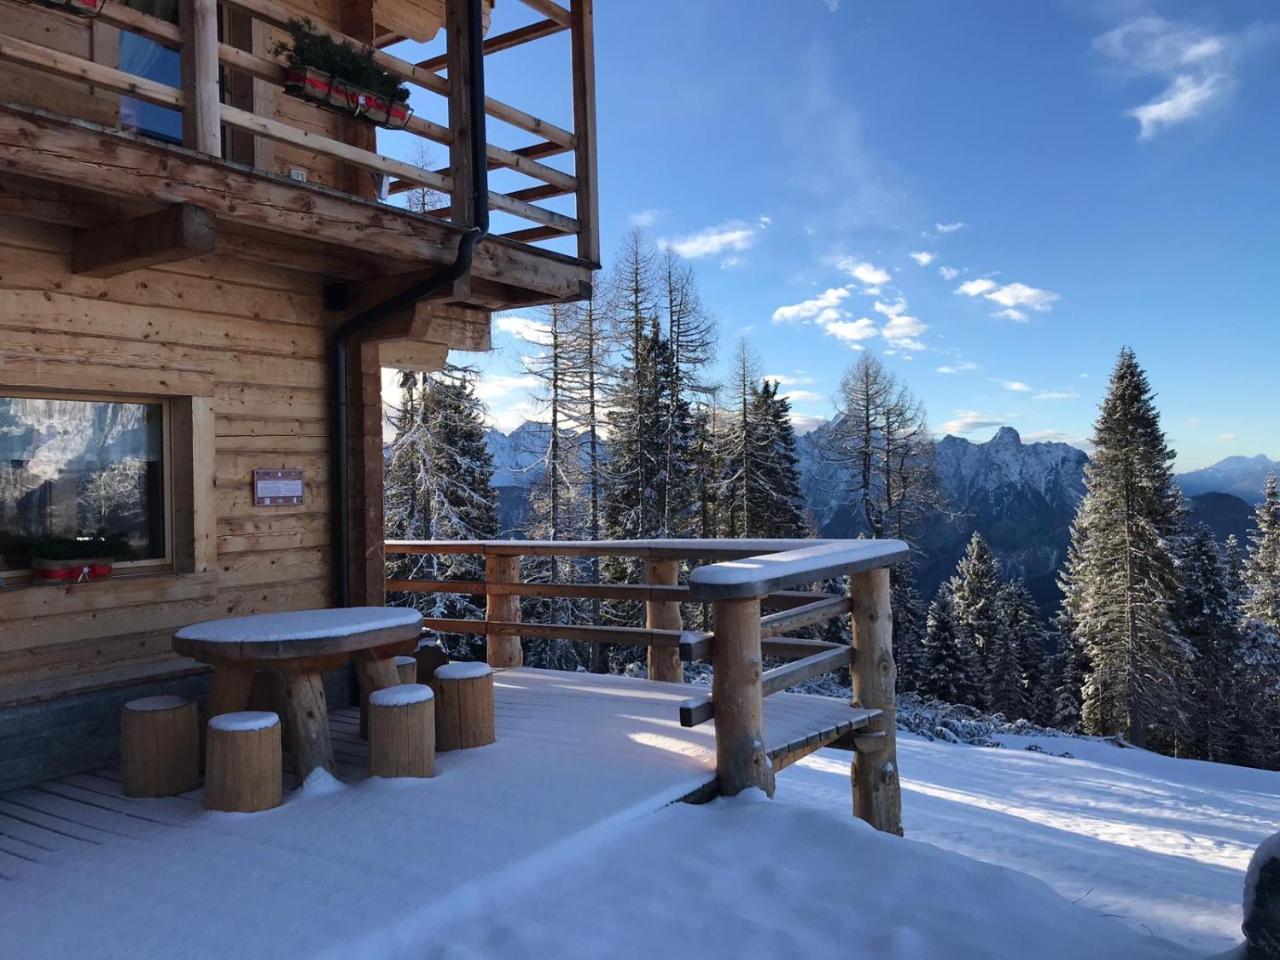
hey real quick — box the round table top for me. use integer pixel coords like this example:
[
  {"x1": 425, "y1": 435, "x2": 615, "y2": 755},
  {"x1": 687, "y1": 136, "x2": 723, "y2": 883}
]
[{"x1": 173, "y1": 607, "x2": 423, "y2": 663}]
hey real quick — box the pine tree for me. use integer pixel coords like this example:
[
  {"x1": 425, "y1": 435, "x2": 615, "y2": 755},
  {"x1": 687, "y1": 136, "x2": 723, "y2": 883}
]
[
  {"x1": 1061, "y1": 348, "x2": 1187, "y2": 748},
  {"x1": 745, "y1": 380, "x2": 806, "y2": 538},
  {"x1": 949, "y1": 532, "x2": 1003, "y2": 709},
  {"x1": 385, "y1": 367, "x2": 498, "y2": 658},
  {"x1": 891, "y1": 564, "x2": 928, "y2": 693},
  {"x1": 1243, "y1": 474, "x2": 1280, "y2": 633},
  {"x1": 920, "y1": 583, "x2": 979, "y2": 706},
  {"x1": 989, "y1": 580, "x2": 1044, "y2": 721}
]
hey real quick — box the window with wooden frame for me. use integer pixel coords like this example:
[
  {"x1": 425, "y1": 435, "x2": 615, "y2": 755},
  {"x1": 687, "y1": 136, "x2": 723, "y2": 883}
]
[{"x1": 0, "y1": 391, "x2": 173, "y2": 583}]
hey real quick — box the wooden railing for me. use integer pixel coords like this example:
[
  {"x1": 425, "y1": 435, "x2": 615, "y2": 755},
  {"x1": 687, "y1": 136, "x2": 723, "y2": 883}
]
[
  {"x1": 385, "y1": 537, "x2": 908, "y2": 834},
  {"x1": 0, "y1": 0, "x2": 597, "y2": 261}
]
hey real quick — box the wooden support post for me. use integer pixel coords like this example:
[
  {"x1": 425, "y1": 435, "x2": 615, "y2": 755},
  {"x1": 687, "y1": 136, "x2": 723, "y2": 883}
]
[
  {"x1": 645, "y1": 558, "x2": 683, "y2": 683},
  {"x1": 849, "y1": 566, "x2": 902, "y2": 836},
  {"x1": 337, "y1": 0, "x2": 379, "y2": 199},
  {"x1": 485, "y1": 554, "x2": 522, "y2": 668},
  {"x1": 281, "y1": 671, "x2": 334, "y2": 780},
  {"x1": 368, "y1": 684, "x2": 435, "y2": 778},
  {"x1": 71, "y1": 204, "x2": 215, "y2": 278},
  {"x1": 121, "y1": 696, "x2": 199, "y2": 797},
  {"x1": 346, "y1": 339, "x2": 388, "y2": 607},
  {"x1": 205, "y1": 712, "x2": 283, "y2": 812},
  {"x1": 446, "y1": 0, "x2": 481, "y2": 226},
  {"x1": 710, "y1": 597, "x2": 773, "y2": 798},
  {"x1": 569, "y1": 0, "x2": 599, "y2": 263},
  {"x1": 179, "y1": 0, "x2": 221, "y2": 155}
]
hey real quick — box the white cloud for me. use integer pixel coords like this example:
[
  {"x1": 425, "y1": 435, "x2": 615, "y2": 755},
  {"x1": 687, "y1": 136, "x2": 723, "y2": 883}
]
[
  {"x1": 957, "y1": 279, "x2": 1060, "y2": 315},
  {"x1": 873, "y1": 299, "x2": 907, "y2": 318},
  {"x1": 628, "y1": 209, "x2": 662, "y2": 228},
  {"x1": 909, "y1": 251, "x2": 936, "y2": 266},
  {"x1": 995, "y1": 379, "x2": 1033, "y2": 393},
  {"x1": 791, "y1": 412, "x2": 828, "y2": 434},
  {"x1": 758, "y1": 215, "x2": 773, "y2": 227},
  {"x1": 720, "y1": 256, "x2": 744, "y2": 270},
  {"x1": 473, "y1": 373, "x2": 538, "y2": 403},
  {"x1": 936, "y1": 362, "x2": 978, "y2": 374},
  {"x1": 985, "y1": 282, "x2": 1060, "y2": 312},
  {"x1": 764, "y1": 372, "x2": 816, "y2": 386},
  {"x1": 938, "y1": 266, "x2": 960, "y2": 281},
  {"x1": 941, "y1": 411, "x2": 1008, "y2": 436},
  {"x1": 1035, "y1": 390, "x2": 1080, "y2": 401},
  {"x1": 772, "y1": 287, "x2": 850, "y2": 323},
  {"x1": 780, "y1": 389, "x2": 823, "y2": 404},
  {"x1": 1093, "y1": 16, "x2": 1271, "y2": 140},
  {"x1": 993, "y1": 308, "x2": 1028, "y2": 322},
  {"x1": 660, "y1": 221, "x2": 759, "y2": 259},
  {"x1": 934, "y1": 222, "x2": 965, "y2": 234},
  {"x1": 1220, "y1": 431, "x2": 1238, "y2": 442},
  {"x1": 837, "y1": 258, "x2": 893, "y2": 290},
  {"x1": 822, "y1": 316, "x2": 878, "y2": 346},
  {"x1": 495, "y1": 315, "x2": 552, "y2": 344},
  {"x1": 881, "y1": 314, "x2": 927, "y2": 351},
  {"x1": 1024, "y1": 430, "x2": 1093, "y2": 452}
]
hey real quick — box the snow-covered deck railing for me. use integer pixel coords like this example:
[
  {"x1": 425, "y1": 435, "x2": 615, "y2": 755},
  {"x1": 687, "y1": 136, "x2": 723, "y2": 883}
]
[{"x1": 385, "y1": 538, "x2": 907, "y2": 834}]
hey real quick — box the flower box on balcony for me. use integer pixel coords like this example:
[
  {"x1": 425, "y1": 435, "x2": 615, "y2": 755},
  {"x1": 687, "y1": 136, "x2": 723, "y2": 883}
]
[
  {"x1": 284, "y1": 66, "x2": 413, "y2": 130},
  {"x1": 31, "y1": 557, "x2": 115, "y2": 584},
  {"x1": 20, "y1": 0, "x2": 107, "y2": 16}
]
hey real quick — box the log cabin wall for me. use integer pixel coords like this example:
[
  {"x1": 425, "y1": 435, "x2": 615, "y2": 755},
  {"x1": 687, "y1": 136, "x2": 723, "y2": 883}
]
[{"x1": 0, "y1": 212, "x2": 365, "y2": 788}]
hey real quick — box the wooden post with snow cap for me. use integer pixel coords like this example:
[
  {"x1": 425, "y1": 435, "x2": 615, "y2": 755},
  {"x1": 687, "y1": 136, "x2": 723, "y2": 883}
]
[
  {"x1": 645, "y1": 558, "x2": 683, "y2": 683},
  {"x1": 710, "y1": 597, "x2": 773, "y2": 797},
  {"x1": 850, "y1": 566, "x2": 902, "y2": 836},
  {"x1": 485, "y1": 552, "x2": 523, "y2": 668}
]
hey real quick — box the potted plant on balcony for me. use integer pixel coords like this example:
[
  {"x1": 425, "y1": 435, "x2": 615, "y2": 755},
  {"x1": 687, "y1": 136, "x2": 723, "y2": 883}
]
[
  {"x1": 274, "y1": 19, "x2": 413, "y2": 130},
  {"x1": 28, "y1": 532, "x2": 133, "y2": 584},
  {"x1": 19, "y1": 0, "x2": 107, "y2": 17}
]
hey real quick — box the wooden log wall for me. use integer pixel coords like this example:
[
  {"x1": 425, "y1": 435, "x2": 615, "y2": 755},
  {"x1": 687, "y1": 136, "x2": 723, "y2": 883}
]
[{"x1": 0, "y1": 214, "x2": 340, "y2": 704}]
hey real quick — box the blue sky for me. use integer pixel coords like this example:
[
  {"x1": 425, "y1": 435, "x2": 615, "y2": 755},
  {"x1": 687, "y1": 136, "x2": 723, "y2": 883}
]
[{"x1": 389, "y1": 0, "x2": 1279, "y2": 470}]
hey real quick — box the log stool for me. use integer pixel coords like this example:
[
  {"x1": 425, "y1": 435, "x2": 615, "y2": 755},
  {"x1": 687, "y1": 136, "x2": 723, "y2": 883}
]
[
  {"x1": 433, "y1": 662, "x2": 495, "y2": 751},
  {"x1": 120, "y1": 695, "x2": 199, "y2": 798},
  {"x1": 368, "y1": 683, "x2": 435, "y2": 779},
  {"x1": 393, "y1": 655, "x2": 418, "y2": 684},
  {"x1": 205, "y1": 711, "x2": 282, "y2": 813}
]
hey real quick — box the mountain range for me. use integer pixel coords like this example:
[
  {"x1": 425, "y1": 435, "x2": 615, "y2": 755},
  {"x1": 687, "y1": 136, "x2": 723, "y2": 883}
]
[{"x1": 483, "y1": 422, "x2": 1275, "y2": 613}]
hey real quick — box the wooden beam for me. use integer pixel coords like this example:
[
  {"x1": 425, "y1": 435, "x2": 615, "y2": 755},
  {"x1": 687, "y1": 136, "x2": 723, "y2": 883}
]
[
  {"x1": 760, "y1": 637, "x2": 841, "y2": 659},
  {"x1": 759, "y1": 595, "x2": 853, "y2": 638},
  {"x1": 377, "y1": 339, "x2": 449, "y2": 371},
  {"x1": 417, "y1": 18, "x2": 566, "y2": 71},
  {"x1": 71, "y1": 204, "x2": 216, "y2": 278},
  {"x1": 711, "y1": 596, "x2": 773, "y2": 797},
  {"x1": 850, "y1": 567, "x2": 902, "y2": 836},
  {"x1": 517, "y1": 0, "x2": 572, "y2": 27},
  {"x1": 760, "y1": 644, "x2": 852, "y2": 697},
  {"x1": 569, "y1": 0, "x2": 599, "y2": 263},
  {"x1": 447, "y1": 0, "x2": 479, "y2": 227},
  {"x1": 179, "y1": 0, "x2": 221, "y2": 155},
  {"x1": 0, "y1": 34, "x2": 182, "y2": 109},
  {"x1": 502, "y1": 225, "x2": 570, "y2": 244}
]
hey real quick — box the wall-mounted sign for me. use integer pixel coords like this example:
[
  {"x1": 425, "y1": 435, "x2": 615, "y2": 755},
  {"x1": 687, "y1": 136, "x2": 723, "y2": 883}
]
[{"x1": 253, "y1": 469, "x2": 305, "y2": 506}]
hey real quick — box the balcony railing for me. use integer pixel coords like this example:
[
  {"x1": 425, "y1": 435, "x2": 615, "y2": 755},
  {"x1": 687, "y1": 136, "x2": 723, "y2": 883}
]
[
  {"x1": 0, "y1": 0, "x2": 598, "y2": 262},
  {"x1": 385, "y1": 538, "x2": 909, "y2": 834}
]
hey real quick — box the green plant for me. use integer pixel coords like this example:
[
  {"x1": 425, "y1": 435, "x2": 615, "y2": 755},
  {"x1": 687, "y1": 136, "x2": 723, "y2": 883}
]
[
  {"x1": 273, "y1": 19, "x2": 410, "y2": 104},
  {"x1": 27, "y1": 532, "x2": 134, "y2": 563}
]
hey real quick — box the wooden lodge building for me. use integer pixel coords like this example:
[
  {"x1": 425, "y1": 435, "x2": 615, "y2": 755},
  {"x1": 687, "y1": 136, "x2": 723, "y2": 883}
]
[{"x1": 0, "y1": 0, "x2": 599, "y2": 789}]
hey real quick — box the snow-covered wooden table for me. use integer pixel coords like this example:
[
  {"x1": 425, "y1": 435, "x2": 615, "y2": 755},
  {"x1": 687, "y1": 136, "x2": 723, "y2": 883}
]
[{"x1": 173, "y1": 608, "x2": 422, "y2": 778}]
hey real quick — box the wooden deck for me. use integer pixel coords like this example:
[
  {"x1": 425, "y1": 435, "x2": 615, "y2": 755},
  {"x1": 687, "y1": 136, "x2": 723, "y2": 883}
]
[{"x1": 0, "y1": 668, "x2": 871, "y2": 958}]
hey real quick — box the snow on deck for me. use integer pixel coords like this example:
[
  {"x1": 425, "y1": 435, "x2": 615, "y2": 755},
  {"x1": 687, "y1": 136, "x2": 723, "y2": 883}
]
[{"x1": 0, "y1": 668, "x2": 871, "y2": 959}]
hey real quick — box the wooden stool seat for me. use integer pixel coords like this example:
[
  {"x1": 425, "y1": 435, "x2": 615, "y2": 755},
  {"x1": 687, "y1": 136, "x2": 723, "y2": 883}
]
[
  {"x1": 393, "y1": 655, "x2": 418, "y2": 684},
  {"x1": 433, "y1": 662, "x2": 495, "y2": 751},
  {"x1": 368, "y1": 683, "x2": 435, "y2": 778},
  {"x1": 205, "y1": 711, "x2": 282, "y2": 813},
  {"x1": 121, "y1": 695, "x2": 199, "y2": 798}
]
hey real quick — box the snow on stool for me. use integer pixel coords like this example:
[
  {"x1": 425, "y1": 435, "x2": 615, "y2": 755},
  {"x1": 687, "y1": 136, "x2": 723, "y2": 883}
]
[
  {"x1": 368, "y1": 683, "x2": 435, "y2": 779},
  {"x1": 433, "y1": 662, "x2": 495, "y2": 751},
  {"x1": 205, "y1": 711, "x2": 282, "y2": 813},
  {"x1": 120, "y1": 695, "x2": 199, "y2": 798},
  {"x1": 393, "y1": 655, "x2": 418, "y2": 684}
]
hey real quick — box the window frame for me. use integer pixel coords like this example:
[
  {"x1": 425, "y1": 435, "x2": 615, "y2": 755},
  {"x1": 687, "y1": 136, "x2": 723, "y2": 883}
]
[{"x1": 0, "y1": 388, "x2": 175, "y2": 583}]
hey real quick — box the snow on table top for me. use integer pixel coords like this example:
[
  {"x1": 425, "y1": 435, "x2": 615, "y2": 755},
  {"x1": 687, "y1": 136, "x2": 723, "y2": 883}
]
[
  {"x1": 689, "y1": 538, "x2": 909, "y2": 599},
  {"x1": 369, "y1": 683, "x2": 433, "y2": 707},
  {"x1": 209, "y1": 711, "x2": 279, "y2": 732},
  {"x1": 434, "y1": 661, "x2": 492, "y2": 681},
  {"x1": 174, "y1": 607, "x2": 421, "y2": 643},
  {"x1": 123, "y1": 695, "x2": 189, "y2": 712}
]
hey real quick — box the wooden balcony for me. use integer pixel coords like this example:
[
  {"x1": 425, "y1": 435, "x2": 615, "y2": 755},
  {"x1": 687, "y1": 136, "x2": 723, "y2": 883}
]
[
  {"x1": 0, "y1": 0, "x2": 597, "y2": 308},
  {"x1": 386, "y1": 537, "x2": 910, "y2": 825}
]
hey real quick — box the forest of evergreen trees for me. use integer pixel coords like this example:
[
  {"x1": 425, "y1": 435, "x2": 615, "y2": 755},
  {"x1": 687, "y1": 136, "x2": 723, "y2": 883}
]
[{"x1": 386, "y1": 233, "x2": 1280, "y2": 773}]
